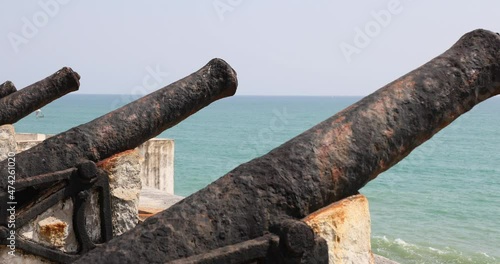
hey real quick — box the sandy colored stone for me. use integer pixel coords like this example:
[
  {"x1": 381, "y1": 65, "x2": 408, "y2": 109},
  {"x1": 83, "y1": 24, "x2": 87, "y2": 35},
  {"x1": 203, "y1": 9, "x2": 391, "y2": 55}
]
[
  {"x1": 38, "y1": 217, "x2": 69, "y2": 248},
  {"x1": 304, "y1": 194, "x2": 374, "y2": 264},
  {"x1": 0, "y1": 124, "x2": 16, "y2": 161},
  {"x1": 19, "y1": 198, "x2": 79, "y2": 253}
]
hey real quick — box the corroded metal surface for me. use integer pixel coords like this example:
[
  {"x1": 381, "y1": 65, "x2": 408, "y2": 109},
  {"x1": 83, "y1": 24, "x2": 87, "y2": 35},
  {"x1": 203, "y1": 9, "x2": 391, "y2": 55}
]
[
  {"x1": 0, "y1": 67, "x2": 80, "y2": 125},
  {"x1": 75, "y1": 29, "x2": 500, "y2": 263},
  {"x1": 0, "y1": 81, "x2": 17, "y2": 99},
  {"x1": 0, "y1": 58, "x2": 237, "y2": 189}
]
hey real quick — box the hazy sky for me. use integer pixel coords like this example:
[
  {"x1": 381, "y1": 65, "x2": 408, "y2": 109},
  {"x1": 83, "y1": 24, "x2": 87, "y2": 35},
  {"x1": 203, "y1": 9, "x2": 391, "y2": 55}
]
[{"x1": 1, "y1": 1, "x2": 499, "y2": 96}]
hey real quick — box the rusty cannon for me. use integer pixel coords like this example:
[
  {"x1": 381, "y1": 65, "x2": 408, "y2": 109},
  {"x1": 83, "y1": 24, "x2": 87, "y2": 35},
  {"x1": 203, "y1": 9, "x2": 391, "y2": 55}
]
[
  {"x1": 0, "y1": 68, "x2": 80, "y2": 126},
  {"x1": 73, "y1": 29, "x2": 500, "y2": 263},
  {"x1": 0, "y1": 59, "x2": 238, "y2": 262}
]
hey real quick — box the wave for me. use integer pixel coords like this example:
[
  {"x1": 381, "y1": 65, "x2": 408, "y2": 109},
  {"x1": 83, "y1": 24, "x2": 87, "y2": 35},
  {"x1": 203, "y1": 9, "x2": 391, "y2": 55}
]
[{"x1": 372, "y1": 236, "x2": 498, "y2": 264}]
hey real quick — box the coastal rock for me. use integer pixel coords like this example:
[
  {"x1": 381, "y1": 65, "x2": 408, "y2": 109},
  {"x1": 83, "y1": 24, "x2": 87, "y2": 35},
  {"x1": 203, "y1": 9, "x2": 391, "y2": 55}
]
[{"x1": 304, "y1": 194, "x2": 374, "y2": 264}]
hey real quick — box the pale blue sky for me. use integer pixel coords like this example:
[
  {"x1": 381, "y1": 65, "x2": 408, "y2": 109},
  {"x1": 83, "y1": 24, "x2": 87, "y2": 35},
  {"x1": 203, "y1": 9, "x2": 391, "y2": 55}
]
[{"x1": 1, "y1": 1, "x2": 499, "y2": 96}]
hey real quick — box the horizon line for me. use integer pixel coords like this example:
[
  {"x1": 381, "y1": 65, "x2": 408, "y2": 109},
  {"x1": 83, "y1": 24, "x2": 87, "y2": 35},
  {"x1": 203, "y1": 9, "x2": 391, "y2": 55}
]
[{"x1": 69, "y1": 93, "x2": 369, "y2": 97}]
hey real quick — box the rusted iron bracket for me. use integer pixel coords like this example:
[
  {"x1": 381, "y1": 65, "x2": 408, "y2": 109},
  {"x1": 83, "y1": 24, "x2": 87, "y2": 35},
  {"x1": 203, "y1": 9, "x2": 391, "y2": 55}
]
[
  {"x1": 167, "y1": 220, "x2": 328, "y2": 264},
  {"x1": 0, "y1": 161, "x2": 113, "y2": 263}
]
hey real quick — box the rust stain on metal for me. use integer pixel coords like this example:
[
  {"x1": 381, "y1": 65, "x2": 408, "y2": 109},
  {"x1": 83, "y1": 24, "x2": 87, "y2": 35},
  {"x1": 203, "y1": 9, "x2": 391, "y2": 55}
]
[{"x1": 97, "y1": 149, "x2": 136, "y2": 172}]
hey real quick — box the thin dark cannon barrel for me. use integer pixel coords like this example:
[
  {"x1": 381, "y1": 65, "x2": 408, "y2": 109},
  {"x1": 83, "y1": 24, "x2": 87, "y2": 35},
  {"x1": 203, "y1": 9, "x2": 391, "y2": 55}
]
[
  {"x1": 0, "y1": 81, "x2": 17, "y2": 99},
  {"x1": 0, "y1": 67, "x2": 80, "y2": 125},
  {"x1": 75, "y1": 29, "x2": 500, "y2": 263},
  {"x1": 0, "y1": 58, "x2": 237, "y2": 189}
]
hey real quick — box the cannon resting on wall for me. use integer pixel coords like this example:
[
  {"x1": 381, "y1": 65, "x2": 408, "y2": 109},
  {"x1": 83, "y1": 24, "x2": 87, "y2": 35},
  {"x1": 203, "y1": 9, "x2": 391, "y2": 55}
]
[
  {"x1": 0, "y1": 59, "x2": 237, "y2": 262},
  {"x1": 1, "y1": 29, "x2": 499, "y2": 263}
]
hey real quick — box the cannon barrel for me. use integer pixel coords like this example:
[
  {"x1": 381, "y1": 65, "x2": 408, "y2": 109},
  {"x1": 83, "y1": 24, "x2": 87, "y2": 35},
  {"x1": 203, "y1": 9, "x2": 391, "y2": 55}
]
[
  {"x1": 0, "y1": 81, "x2": 17, "y2": 99},
  {"x1": 0, "y1": 58, "x2": 237, "y2": 189},
  {"x1": 0, "y1": 67, "x2": 80, "y2": 125},
  {"x1": 74, "y1": 29, "x2": 500, "y2": 263}
]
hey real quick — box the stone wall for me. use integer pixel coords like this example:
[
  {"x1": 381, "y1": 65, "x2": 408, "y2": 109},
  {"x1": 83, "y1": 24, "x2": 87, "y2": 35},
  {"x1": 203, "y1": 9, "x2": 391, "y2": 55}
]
[
  {"x1": 0, "y1": 128, "x2": 172, "y2": 263},
  {"x1": 15, "y1": 133, "x2": 174, "y2": 194}
]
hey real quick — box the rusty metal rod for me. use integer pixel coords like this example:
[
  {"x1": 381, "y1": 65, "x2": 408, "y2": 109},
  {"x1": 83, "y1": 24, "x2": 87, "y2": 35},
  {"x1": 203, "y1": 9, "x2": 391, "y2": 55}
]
[
  {"x1": 0, "y1": 58, "x2": 237, "y2": 189},
  {"x1": 74, "y1": 29, "x2": 500, "y2": 263},
  {"x1": 0, "y1": 81, "x2": 17, "y2": 99},
  {"x1": 0, "y1": 67, "x2": 80, "y2": 125}
]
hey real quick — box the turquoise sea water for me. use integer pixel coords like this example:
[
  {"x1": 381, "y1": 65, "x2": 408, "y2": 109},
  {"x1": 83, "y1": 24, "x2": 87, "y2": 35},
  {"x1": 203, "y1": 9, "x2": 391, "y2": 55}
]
[{"x1": 14, "y1": 94, "x2": 500, "y2": 264}]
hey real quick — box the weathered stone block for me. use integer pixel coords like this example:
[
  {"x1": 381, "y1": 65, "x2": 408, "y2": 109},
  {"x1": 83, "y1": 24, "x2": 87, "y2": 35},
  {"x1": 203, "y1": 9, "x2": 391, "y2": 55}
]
[
  {"x1": 137, "y1": 139, "x2": 174, "y2": 194},
  {"x1": 0, "y1": 149, "x2": 142, "y2": 263},
  {"x1": 304, "y1": 194, "x2": 374, "y2": 264},
  {"x1": 98, "y1": 149, "x2": 142, "y2": 237},
  {"x1": 0, "y1": 125, "x2": 16, "y2": 161},
  {"x1": 19, "y1": 198, "x2": 79, "y2": 253}
]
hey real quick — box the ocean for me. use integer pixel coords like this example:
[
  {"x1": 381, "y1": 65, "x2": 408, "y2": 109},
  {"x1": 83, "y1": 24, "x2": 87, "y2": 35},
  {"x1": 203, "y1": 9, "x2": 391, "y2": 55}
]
[{"x1": 14, "y1": 94, "x2": 500, "y2": 264}]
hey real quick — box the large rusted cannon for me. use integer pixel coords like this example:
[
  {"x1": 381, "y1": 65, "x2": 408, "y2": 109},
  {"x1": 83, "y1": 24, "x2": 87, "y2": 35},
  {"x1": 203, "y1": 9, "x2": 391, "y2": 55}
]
[
  {"x1": 0, "y1": 58, "x2": 237, "y2": 188},
  {"x1": 74, "y1": 29, "x2": 500, "y2": 263},
  {"x1": 0, "y1": 81, "x2": 17, "y2": 99},
  {"x1": 0, "y1": 68, "x2": 80, "y2": 125},
  {"x1": 0, "y1": 59, "x2": 237, "y2": 262}
]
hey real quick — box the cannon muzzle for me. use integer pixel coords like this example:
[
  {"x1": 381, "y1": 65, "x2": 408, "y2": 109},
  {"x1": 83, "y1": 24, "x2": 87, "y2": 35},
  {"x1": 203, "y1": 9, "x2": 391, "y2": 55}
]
[{"x1": 0, "y1": 81, "x2": 17, "y2": 99}]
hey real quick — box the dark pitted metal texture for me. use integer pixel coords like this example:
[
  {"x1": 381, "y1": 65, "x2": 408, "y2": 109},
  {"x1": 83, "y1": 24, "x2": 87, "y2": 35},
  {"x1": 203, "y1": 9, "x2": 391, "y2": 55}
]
[
  {"x1": 74, "y1": 29, "x2": 500, "y2": 264},
  {"x1": 0, "y1": 67, "x2": 80, "y2": 125},
  {"x1": 0, "y1": 58, "x2": 237, "y2": 190},
  {"x1": 0, "y1": 81, "x2": 17, "y2": 99}
]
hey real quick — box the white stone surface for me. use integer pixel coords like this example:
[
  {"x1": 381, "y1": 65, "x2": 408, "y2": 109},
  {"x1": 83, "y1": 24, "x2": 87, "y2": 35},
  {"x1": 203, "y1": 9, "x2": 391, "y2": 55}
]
[
  {"x1": 14, "y1": 133, "x2": 47, "y2": 141},
  {"x1": 139, "y1": 187, "x2": 183, "y2": 212},
  {"x1": 19, "y1": 198, "x2": 79, "y2": 253},
  {"x1": 0, "y1": 247, "x2": 55, "y2": 264},
  {"x1": 304, "y1": 194, "x2": 375, "y2": 264},
  {"x1": 0, "y1": 125, "x2": 16, "y2": 161}
]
